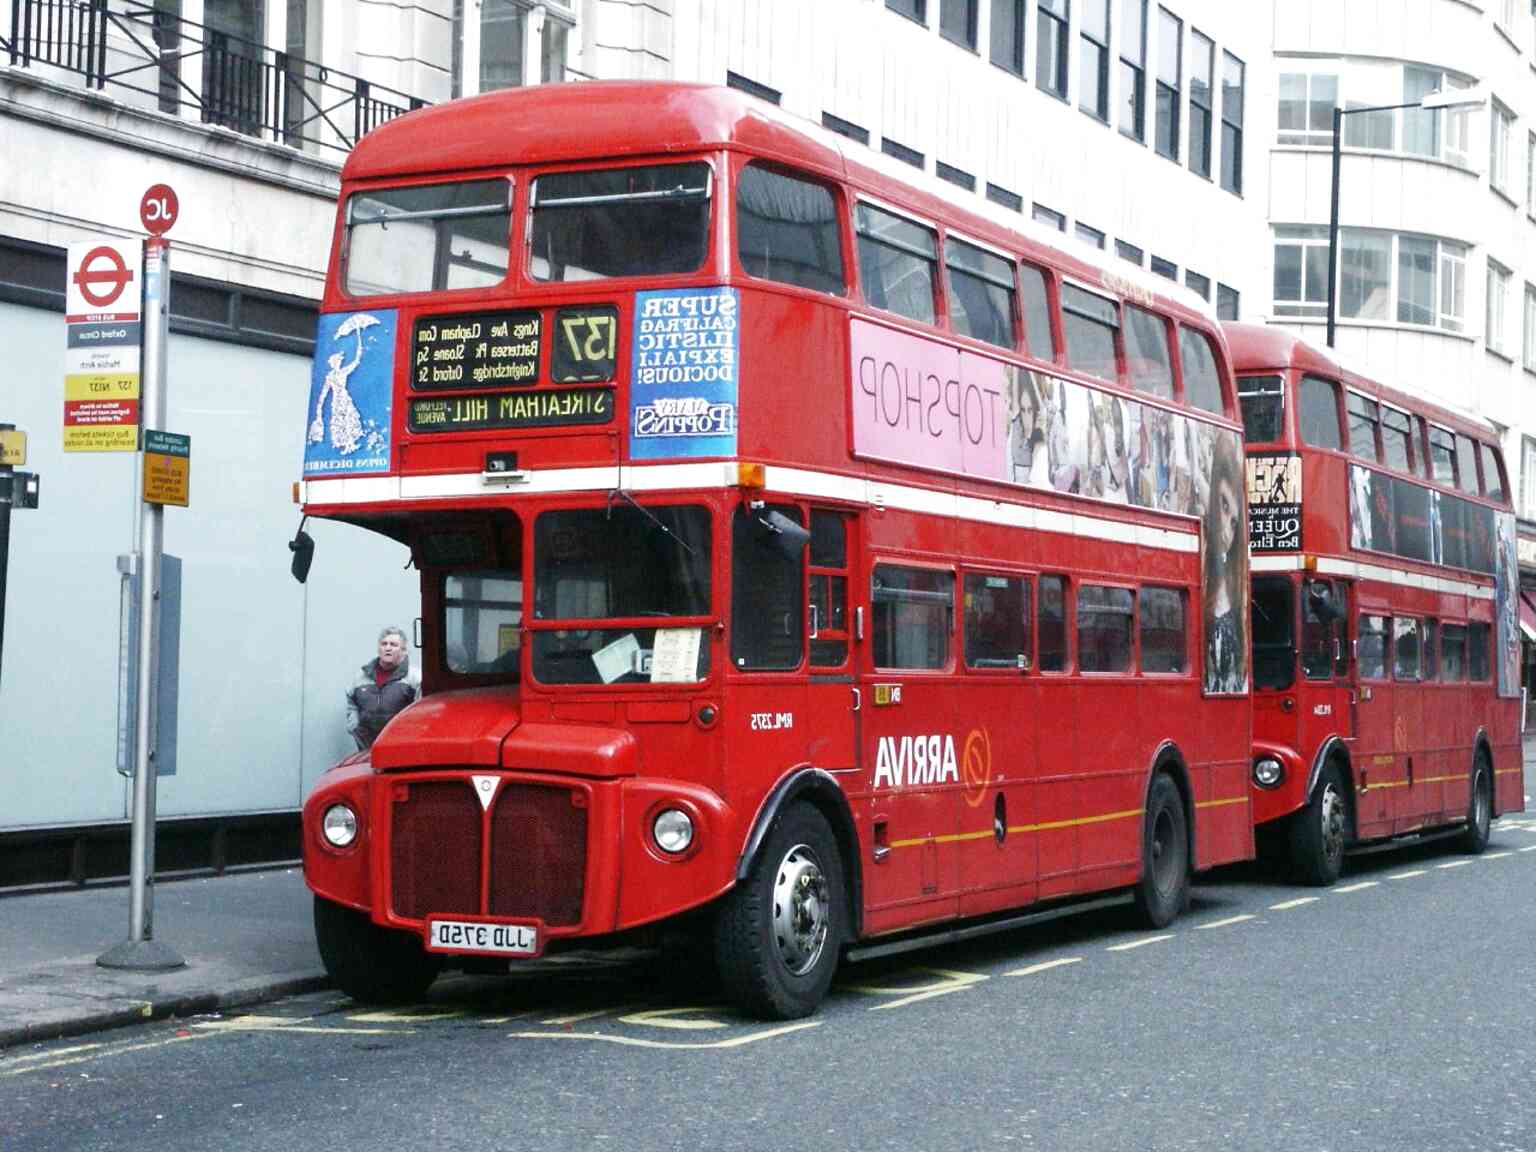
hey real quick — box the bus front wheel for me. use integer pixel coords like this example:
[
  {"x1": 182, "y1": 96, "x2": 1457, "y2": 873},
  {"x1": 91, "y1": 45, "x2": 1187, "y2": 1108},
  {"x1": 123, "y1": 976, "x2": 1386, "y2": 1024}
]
[
  {"x1": 1132, "y1": 773, "x2": 1190, "y2": 929},
  {"x1": 713, "y1": 803, "x2": 844, "y2": 1020},
  {"x1": 314, "y1": 896, "x2": 442, "y2": 1004},
  {"x1": 1457, "y1": 754, "x2": 1492, "y2": 854},
  {"x1": 1289, "y1": 761, "x2": 1348, "y2": 886}
]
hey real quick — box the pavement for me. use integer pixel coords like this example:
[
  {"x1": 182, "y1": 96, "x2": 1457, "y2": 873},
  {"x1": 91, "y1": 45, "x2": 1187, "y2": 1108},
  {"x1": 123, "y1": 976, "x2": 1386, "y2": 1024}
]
[
  {"x1": 2, "y1": 732, "x2": 1534, "y2": 1053},
  {"x1": 0, "y1": 867, "x2": 325, "y2": 1050}
]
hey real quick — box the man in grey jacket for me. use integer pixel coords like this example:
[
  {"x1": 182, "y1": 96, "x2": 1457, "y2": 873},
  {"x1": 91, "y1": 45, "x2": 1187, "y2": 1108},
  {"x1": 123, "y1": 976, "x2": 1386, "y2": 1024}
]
[{"x1": 346, "y1": 626, "x2": 420, "y2": 749}]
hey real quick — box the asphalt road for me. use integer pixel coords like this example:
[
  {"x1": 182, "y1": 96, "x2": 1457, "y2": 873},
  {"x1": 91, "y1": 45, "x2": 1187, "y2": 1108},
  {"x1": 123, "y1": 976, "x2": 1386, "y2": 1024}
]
[{"x1": 6, "y1": 781, "x2": 1536, "y2": 1152}]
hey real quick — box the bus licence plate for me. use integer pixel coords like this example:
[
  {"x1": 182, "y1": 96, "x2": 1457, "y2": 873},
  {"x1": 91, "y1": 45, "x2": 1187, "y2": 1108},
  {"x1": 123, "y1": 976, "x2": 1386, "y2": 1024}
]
[{"x1": 427, "y1": 919, "x2": 538, "y2": 956}]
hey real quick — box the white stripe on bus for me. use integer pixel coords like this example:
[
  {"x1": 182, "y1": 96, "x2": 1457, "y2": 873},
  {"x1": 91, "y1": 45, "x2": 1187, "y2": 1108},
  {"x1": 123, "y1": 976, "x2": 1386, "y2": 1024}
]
[
  {"x1": 1245, "y1": 552, "x2": 1492, "y2": 600},
  {"x1": 306, "y1": 462, "x2": 1202, "y2": 554}
]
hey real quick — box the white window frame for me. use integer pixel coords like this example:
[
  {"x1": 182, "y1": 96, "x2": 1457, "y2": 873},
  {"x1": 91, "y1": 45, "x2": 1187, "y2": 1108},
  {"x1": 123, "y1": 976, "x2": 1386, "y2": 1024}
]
[
  {"x1": 1491, "y1": 101, "x2": 1515, "y2": 194},
  {"x1": 1524, "y1": 283, "x2": 1536, "y2": 371},
  {"x1": 1487, "y1": 259, "x2": 1511, "y2": 354},
  {"x1": 1439, "y1": 242, "x2": 1467, "y2": 332},
  {"x1": 1272, "y1": 225, "x2": 1331, "y2": 318},
  {"x1": 1522, "y1": 435, "x2": 1536, "y2": 518}
]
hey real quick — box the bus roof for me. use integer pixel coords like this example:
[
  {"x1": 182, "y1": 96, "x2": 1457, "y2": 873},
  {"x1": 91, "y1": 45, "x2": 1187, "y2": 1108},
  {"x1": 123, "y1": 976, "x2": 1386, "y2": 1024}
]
[
  {"x1": 344, "y1": 80, "x2": 1215, "y2": 325},
  {"x1": 1223, "y1": 322, "x2": 1497, "y2": 442}
]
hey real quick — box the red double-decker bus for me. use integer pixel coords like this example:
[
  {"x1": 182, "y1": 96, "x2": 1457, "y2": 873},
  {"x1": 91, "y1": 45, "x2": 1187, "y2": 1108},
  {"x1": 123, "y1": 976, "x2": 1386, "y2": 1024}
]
[
  {"x1": 298, "y1": 81, "x2": 1254, "y2": 1019},
  {"x1": 1229, "y1": 324, "x2": 1523, "y2": 884}
]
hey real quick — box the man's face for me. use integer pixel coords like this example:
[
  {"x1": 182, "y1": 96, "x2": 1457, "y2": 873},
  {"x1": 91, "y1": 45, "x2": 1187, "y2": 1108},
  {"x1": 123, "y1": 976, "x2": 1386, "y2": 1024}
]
[{"x1": 377, "y1": 633, "x2": 406, "y2": 670}]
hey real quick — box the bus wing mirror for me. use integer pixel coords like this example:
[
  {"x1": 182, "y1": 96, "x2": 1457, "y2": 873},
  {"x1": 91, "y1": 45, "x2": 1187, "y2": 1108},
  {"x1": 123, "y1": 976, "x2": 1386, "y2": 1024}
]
[
  {"x1": 289, "y1": 527, "x2": 315, "y2": 584},
  {"x1": 756, "y1": 510, "x2": 810, "y2": 558}
]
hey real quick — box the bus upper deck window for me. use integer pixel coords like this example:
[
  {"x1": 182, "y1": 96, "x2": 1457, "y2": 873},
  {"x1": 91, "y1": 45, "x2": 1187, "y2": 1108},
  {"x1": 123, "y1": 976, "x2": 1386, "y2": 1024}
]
[
  {"x1": 1061, "y1": 284, "x2": 1118, "y2": 382},
  {"x1": 1179, "y1": 327, "x2": 1224, "y2": 414},
  {"x1": 1454, "y1": 433, "x2": 1480, "y2": 494},
  {"x1": 1479, "y1": 442, "x2": 1505, "y2": 500},
  {"x1": 736, "y1": 164, "x2": 845, "y2": 295},
  {"x1": 1346, "y1": 392, "x2": 1381, "y2": 462},
  {"x1": 344, "y1": 179, "x2": 511, "y2": 296},
  {"x1": 529, "y1": 162, "x2": 711, "y2": 282},
  {"x1": 855, "y1": 204, "x2": 938, "y2": 324},
  {"x1": 1428, "y1": 426, "x2": 1456, "y2": 485},
  {"x1": 1238, "y1": 375, "x2": 1284, "y2": 443},
  {"x1": 1297, "y1": 375, "x2": 1342, "y2": 451},
  {"x1": 1122, "y1": 305, "x2": 1173, "y2": 399},
  {"x1": 1019, "y1": 263, "x2": 1054, "y2": 360},
  {"x1": 1381, "y1": 406, "x2": 1414, "y2": 473},
  {"x1": 945, "y1": 238, "x2": 1017, "y2": 349}
]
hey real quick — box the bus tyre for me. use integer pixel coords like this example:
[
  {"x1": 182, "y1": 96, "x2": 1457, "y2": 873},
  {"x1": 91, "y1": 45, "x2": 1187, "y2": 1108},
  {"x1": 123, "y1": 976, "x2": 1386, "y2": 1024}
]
[
  {"x1": 314, "y1": 896, "x2": 442, "y2": 1004},
  {"x1": 1457, "y1": 755, "x2": 1493, "y2": 854},
  {"x1": 1289, "y1": 762, "x2": 1348, "y2": 886},
  {"x1": 713, "y1": 804, "x2": 844, "y2": 1020},
  {"x1": 1132, "y1": 773, "x2": 1190, "y2": 929}
]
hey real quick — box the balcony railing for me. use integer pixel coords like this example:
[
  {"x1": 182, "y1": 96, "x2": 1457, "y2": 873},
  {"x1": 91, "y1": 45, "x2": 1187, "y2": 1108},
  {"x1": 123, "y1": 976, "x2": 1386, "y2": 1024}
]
[{"x1": 3, "y1": 0, "x2": 427, "y2": 154}]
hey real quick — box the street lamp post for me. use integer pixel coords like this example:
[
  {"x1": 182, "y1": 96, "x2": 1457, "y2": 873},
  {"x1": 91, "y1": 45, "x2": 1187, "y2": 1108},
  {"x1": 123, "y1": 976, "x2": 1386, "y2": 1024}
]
[{"x1": 1325, "y1": 89, "x2": 1487, "y2": 348}]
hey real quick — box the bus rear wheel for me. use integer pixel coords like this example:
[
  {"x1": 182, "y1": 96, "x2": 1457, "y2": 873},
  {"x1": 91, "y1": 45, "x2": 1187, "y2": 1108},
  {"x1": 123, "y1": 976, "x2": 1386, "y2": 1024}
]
[
  {"x1": 1457, "y1": 754, "x2": 1492, "y2": 854},
  {"x1": 1132, "y1": 773, "x2": 1189, "y2": 929},
  {"x1": 1289, "y1": 761, "x2": 1348, "y2": 886},
  {"x1": 713, "y1": 803, "x2": 844, "y2": 1020},
  {"x1": 314, "y1": 896, "x2": 442, "y2": 1004}
]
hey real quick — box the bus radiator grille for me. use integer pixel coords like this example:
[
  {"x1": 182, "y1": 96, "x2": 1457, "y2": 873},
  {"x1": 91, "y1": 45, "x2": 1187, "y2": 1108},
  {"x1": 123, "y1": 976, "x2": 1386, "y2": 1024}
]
[
  {"x1": 390, "y1": 781, "x2": 483, "y2": 919},
  {"x1": 489, "y1": 783, "x2": 587, "y2": 926}
]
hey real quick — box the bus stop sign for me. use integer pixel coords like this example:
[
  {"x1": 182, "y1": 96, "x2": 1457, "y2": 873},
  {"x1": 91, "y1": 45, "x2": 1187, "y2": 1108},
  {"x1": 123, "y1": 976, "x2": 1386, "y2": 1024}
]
[{"x1": 140, "y1": 184, "x2": 179, "y2": 237}]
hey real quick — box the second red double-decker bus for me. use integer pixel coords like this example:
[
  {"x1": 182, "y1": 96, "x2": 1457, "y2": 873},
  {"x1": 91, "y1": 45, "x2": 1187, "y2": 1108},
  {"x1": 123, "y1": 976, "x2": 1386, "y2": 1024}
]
[
  {"x1": 1230, "y1": 324, "x2": 1523, "y2": 884},
  {"x1": 298, "y1": 82, "x2": 1255, "y2": 1019}
]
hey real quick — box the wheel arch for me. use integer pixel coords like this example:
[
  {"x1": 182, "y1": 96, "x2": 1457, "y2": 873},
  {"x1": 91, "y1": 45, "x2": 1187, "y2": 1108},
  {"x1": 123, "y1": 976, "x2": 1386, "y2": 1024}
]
[
  {"x1": 736, "y1": 766, "x2": 864, "y2": 938},
  {"x1": 1143, "y1": 740, "x2": 1194, "y2": 867},
  {"x1": 1471, "y1": 727, "x2": 1496, "y2": 815}
]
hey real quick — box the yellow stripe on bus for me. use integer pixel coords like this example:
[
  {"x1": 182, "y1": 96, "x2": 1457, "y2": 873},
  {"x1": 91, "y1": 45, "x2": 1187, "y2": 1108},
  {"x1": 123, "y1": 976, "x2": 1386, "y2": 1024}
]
[{"x1": 885, "y1": 797, "x2": 1248, "y2": 852}]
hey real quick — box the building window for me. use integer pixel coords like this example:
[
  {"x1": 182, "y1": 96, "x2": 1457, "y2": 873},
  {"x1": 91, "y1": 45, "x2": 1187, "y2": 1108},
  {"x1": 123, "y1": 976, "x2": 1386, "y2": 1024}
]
[
  {"x1": 1488, "y1": 260, "x2": 1511, "y2": 354},
  {"x1": 937, "y1": 160, "x2": 977, "y2": 190},
  {"x1": 987, "y1": 182, "x2": 1023, "y2": 211},
  {"x1": 1439, "y1": 242, "x2": 1467, "y2": 332},
  {"x1": 1120, "y1": 0, "x2": 1147, "y2": 140},
  {"x1": 1527, "y1": 130, "x2": 1536, "y2": 213},
  {"x1": 1216, "y1": 283, "x2": 1239, "y2": 320},
  {"x1": 1116, "y1": 239, "x2": 1144, "y2": 265},
  {"x1": 1033, "y1": 203, "x2": 1066, "y2": 231},
  {"x1": 1076, "y1": 222, "x2": 1106, "y2": 249},
  {"x1": 887, "y1": 0, "x2": 927, "y2": 23},
  {"x1": 1272, "y1": 225, "x2": 1330, "y2": 318},
  {"x1": 1150, "y1": 255, "x2": 1177, "y2": 280},
  {"x1": 480, "y1": 0, "x2": 527, "y2": 91},
  {"x1": 990, "y1": 0, "x2": 1024, "y2": 74},
  {"x1": 822, "y1": 112, "x2": 870, "y2": 146},
  {"x1": 1491, "y1": 101, "x2": 1515, "y2": 195},
  {"x1": 1522, "y1": 436, "x2": 1536, "y2": 517},
  {"x1": 726, "y1": 72, "x2": 780, "y2": 104},
  {"x1": 1340, "y1": 231, "x2": 1393, "y2": 321},
  {"x1": 1398, "y1": 235, "x2": 1435, "y2": 326},
  {"x1": 1037, "y1": 0, "x2": 1070, "y2": 98},
  {"x1": 1221, "y1": 52, "x2": 1244, "y2": 194},
  {"x1": 1185, "y1": 269, "x2": 1210, "y2": 300},
  {"x1": 1188, "y1": 31, "x2": 1213, "y2": 178},
  {"x1": 1403, "y1": 66, "x2": 1473, "y2": 167},
  {"x1": 1524, "y1": 284, "x2": 1536, "y2": 372},
  {"x1": 1080, "y1": 0, "x2": 1110, "y2": 120},
  {"x1": 882, "y1": 137, "x2": 925, "y2": 169},
  {"x1": 941, "y1": 0, "x2": 978, "y2": 48},
  {"x1": 1278, "y1": 72, "x2": 1336, "y2": 147},
  {"x1": 1155, "y1": 7, "x2": 1182, "y2": 160}
]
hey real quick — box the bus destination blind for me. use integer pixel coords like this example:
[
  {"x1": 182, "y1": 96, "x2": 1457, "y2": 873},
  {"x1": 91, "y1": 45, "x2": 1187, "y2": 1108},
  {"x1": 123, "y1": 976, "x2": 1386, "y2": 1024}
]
[
  {"x1": 412, "y1": 310, "x2": 540, "y2": 391},
  {"x1": 408, "y1": 387, "x2": 614, "y2": 432}
]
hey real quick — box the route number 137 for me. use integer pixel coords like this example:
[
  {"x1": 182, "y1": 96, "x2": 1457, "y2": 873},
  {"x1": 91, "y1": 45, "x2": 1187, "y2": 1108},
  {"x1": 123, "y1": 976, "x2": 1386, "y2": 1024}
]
[{"x1": 553, "y1": 306, "x2": 618, "y2": 382}]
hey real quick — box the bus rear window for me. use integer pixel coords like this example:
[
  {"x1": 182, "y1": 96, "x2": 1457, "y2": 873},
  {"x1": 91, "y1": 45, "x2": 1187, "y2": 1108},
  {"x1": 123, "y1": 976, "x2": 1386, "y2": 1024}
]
[
  {"x1": 344, "y1": 179, "x2": 511, "y2": 296},
  {"x1": 529, "y1": 162, "x2": 711, "y2": 282}
]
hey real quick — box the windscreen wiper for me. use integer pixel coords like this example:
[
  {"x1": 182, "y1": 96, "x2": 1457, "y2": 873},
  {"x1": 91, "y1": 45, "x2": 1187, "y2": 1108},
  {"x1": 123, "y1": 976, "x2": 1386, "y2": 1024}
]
[{"x1": 606, "y1": 488, "x2": 697, "y2": 556}]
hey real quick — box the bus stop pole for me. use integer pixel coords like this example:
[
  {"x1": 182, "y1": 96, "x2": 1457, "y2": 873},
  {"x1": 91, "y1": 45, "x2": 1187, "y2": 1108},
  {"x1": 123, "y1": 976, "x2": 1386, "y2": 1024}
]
[{"x1": 99, "y1": 239, "x2": 184, "y2": 971}]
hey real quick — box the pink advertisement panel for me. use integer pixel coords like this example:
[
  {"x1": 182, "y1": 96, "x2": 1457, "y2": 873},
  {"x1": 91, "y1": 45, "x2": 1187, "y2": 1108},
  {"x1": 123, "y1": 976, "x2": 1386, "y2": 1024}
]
[{"x1": 850, "y1": 318, "x2": 1009, "y2": 482}]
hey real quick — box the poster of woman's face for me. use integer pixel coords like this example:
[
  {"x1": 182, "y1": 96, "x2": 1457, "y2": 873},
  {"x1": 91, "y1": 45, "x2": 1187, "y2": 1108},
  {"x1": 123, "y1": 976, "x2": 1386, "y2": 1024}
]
[{"x1": 1201, "y1": 430, "x2": 1250, "y2": 694}]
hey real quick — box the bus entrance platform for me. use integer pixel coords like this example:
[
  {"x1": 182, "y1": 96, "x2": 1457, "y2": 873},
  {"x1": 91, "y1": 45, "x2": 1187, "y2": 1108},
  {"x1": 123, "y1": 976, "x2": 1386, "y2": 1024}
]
[{"x1": 0, "y1": 867, "x2": 325, "y2": 1051}]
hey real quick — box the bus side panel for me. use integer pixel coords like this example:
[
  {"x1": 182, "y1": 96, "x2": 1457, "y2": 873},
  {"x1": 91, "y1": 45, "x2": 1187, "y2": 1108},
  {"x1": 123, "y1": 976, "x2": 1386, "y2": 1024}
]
[{"x1": 735, "y1": 292, "x2": 849, "y2": 472}]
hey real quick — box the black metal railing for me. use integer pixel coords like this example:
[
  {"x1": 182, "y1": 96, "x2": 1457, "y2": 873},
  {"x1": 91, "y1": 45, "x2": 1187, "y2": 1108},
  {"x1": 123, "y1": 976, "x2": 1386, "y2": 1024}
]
[{"x1": 4, "y1": 0, "x2": 428, "y2": 153}]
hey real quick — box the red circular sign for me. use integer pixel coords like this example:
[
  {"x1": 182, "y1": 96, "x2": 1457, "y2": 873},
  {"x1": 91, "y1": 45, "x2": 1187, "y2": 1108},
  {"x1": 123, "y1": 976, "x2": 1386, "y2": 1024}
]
[
  {"x1": 140, "y1": 184, "x2": 180, "y2": 236},
  {"x1": 72, "y1": 245, "x2": 135, "y2": 309}
]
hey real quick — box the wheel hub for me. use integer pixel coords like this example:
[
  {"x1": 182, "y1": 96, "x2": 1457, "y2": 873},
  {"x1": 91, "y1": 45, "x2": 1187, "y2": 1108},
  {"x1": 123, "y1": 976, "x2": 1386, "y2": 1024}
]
[
  {"x1": 1320, "y1": 783, "x2": 1345, "y2": 861},
  {"x1": 772, "y1": 844, "x2": 828, "y2": 976}
]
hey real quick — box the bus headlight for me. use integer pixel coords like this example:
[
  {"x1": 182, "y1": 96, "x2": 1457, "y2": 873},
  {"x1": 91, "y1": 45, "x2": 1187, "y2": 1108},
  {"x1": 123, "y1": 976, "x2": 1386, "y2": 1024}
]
[
  {"x1": 653, "y1": 808, "x2": 694, "y2": 855},
  {"x1": 322, "y1": 804, "x2": 359, "y2": 847},
  {"x1": 1253, "y1": 757, "x2": 1284, "y2": 789}
]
